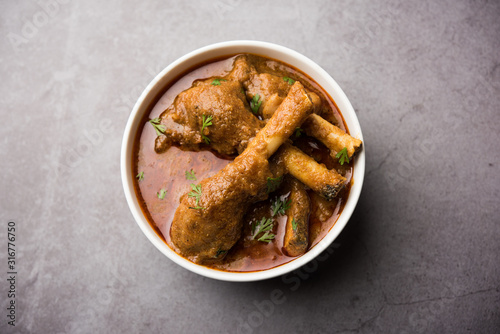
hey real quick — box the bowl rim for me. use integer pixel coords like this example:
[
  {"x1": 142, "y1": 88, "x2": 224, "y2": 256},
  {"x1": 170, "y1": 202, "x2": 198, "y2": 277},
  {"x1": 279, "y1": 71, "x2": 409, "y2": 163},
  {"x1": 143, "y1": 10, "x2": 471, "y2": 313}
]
[{"x1": 121, "y1": 40, "x2": 365, "y2": 282}]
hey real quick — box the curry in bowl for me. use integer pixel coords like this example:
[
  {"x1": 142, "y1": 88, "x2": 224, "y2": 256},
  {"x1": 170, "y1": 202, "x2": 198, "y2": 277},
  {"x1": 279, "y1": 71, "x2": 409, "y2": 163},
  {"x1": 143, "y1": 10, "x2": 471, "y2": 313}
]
[{"x1": 132, "y1": 54, "x2": 362, "y2": 272}]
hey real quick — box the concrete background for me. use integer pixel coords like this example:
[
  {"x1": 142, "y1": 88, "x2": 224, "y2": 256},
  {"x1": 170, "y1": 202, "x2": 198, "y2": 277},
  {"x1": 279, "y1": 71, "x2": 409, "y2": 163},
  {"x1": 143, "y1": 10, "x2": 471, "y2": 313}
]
[{"x1": 1, "y1": 0, "x2": 499, "y2": 333}]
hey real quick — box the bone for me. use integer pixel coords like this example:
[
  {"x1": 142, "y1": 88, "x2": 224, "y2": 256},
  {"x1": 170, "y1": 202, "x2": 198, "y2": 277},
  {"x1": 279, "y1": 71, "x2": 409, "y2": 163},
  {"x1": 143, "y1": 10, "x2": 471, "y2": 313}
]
[{"x1": 302, "y1": 113, "x2": 362, "y2": 159}]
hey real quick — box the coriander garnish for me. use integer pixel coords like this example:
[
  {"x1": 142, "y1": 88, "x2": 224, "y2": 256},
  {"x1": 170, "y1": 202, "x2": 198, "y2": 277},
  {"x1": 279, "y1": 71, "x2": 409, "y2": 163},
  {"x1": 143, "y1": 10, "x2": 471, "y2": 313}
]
[
  {"x1": 292, "y1": 218, "x2": 298, "y2": 231},
  {"x1": 250, "y1": 93, "x2": 262, "y2": 114},
  {"x1": 149, "y1": 118, "x2": 166, "y2": 136},
  {"x1": 201, "y1": 114, "x2": 213, "y2": 144},
  {"x1": 185, "y1": 169, "x2": 196, "y2": 181},
  {"x1": 271, "y1": 196, "x2": 291, "y2": 217},
  {"x1": 294, "y1": 127, "x2": 303, "y2": 138},
  {"x1": 188, "y1": 183, "x2": 204, "y2": 209},
  {"x1": 157, "y1": 188, "x2": 167, "y2": 199},
  {"x1": 211, "y1": 78, "x2": 226, "y2": 86},
  {"x1": 251, "y1": 217, "x2": 275, "y2": 242},
  {"x1": 258, "y1": 231, "x2": 275, "y2": 243},
  {"x1": 136, "y1": 171, "x2": 144, "y2": 181},
  {"x1": 335, "y1": 147, "x2": 350, "y2": 165},
  {"x1": 283, "y1": 76, "x2": 295, "y2": 85},
  {"x1": 266, "y1": 176, "x2": 282, "y2": 194}
]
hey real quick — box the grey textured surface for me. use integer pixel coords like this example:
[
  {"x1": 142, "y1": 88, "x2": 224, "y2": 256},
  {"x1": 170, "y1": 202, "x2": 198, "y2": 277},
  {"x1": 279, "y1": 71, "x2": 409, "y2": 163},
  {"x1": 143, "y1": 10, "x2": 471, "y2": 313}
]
[{"x1": 1, "y1": 0, "x2": 499, "y2": 333}]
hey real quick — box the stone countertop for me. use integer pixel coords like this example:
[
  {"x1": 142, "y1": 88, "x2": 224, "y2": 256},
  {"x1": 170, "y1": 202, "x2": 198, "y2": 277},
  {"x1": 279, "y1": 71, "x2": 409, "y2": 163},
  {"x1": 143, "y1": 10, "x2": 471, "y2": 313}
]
[{"x1": 1, "y1": 1, "x2": 499, "y2": 333}]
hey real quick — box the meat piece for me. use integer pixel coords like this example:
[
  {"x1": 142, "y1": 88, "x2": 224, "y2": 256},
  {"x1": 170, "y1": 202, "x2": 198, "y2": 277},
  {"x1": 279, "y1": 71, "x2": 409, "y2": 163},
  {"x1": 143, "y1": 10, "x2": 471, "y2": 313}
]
[
  {"x1": 226, "y1": 55, "x2": 256, "y2": 83},
  {"x1": 170, "y1": 82, "x2": 314, "y2": 263},
  {"x1": 302, "y1": 114, "x2": 362, "y2": 159},
  {"x1": 231, "y1": 55, "x2": 361, "y2": 159},
  {"x1": 154, "y1": 55, "x2": 355, "y2": 200},
  {"x1": 282, "y1": 177, "x2": 310, "y2": 257},
  {"x1": 154, "y1": 79, "x2": 263, "y2": 156},
  {"x1": 245, "y1": 73, "x2": 291, "y2": 117},
  {"x1": 171, "y1": 147, "x2": 272, "y2": 263},
  {"x1": 228, "y1": 56, "x2": 291, "y2": 118}
]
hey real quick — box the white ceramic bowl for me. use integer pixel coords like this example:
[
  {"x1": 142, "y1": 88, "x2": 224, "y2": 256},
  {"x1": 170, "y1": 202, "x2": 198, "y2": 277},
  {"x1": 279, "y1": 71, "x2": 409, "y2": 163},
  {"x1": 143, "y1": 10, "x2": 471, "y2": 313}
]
[{"x1": 121, "y1": 40, "x2": 365, "y2": 282}]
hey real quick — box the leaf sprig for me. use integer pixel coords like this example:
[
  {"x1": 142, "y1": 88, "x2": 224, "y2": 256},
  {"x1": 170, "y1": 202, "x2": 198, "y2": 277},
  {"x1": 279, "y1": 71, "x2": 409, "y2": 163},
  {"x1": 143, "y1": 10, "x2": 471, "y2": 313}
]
[
  {"x1": 201, "y1": 114, "x2": 213, "y2": 144},
  {"x1": 257, "y1": 231, "x2": 275, "y2": 243},
  {"x1": 157, "y1": 188, "x2": 167, "y2": 199},
  {"x1": 136, "y1": 171, "x2": 144, "y2": 181},
  {"x1": 251, "y1": 217, "x2": 275, "y2": 242},
  {"x1": 211, "y1": 78, "x2": 227, "y2": 86},
  {"x1": 188, "y1": 183, "x2": 204, "y2": 209},
  {"x1": 185, "y1": 169, "x2": 196, "y2": 181},
  {"x1": 335, "y1": 147, "x2": 350, "y2": 165},
  {"x1": 283, "y1": 76, "x2": 295, "y2": 85},
  {"x1": 266, "y1": 176, "x2": 282, "y2": 194},
  {"x1": 149, "y1": 118, "x2": 166, "y2": 136},
  {"x1": 250, "y1": 193, "x2": 292, "y2": 243},
  {"x1": 271, "y1": 196, "x2": 291, "y2": 217},
  {"x1": 250, "y1": 94, "x2": 262, "y2": 114},
  {"x1": 294, "y1": 127, "x2": 303, "y2": 138}
]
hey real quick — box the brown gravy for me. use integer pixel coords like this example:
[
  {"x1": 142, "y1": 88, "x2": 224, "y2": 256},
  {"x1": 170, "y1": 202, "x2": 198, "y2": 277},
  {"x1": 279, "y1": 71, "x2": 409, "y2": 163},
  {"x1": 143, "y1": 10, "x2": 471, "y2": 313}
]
[{"x1": 133, "y1": 55, "x2": 352, "y2": 272}]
